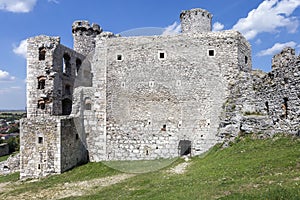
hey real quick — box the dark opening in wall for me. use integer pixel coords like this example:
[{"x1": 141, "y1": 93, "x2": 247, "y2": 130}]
[
  {"x1": 65, "y1": 84, "x2": 71, "y2": 95},
  {"x1": 37, "y1": 76, "x2": 46, "y2": 90},
  {"x1": 63, "y1": 53, "x2": 71, "y2": 75},
  {"x1": 38, "y1": 164, "x2": 41, "y2": 170},
  {"x1": 38, "y1": 136, "x2": 43, "y2": 144},
  {"x1": 179, "y1": 140, "x2": 191, "y2": 156},
  {"x1": 159, "y1": 52, "x2": 165, "y2": 59},
  {"x1": 161, "y1": 124, "x2": 166, "y2": 131},
  {"x1": 117, "y1": 54, "x2": 122, "y2": 61},
  {"x1": 265, "y1": 101, "x2": 269, "y2": 114},
  {"x1": 283, "y1": 97, "x2": 288, "y2": 118},
  {"x1": 37, "y1": 99, "x2": 45, "y2": 110},
  {"x1": 62, "y1": 98, "x2": 72, "y2": 115},
  {"x1": 39, "y1": 47, "x2": 46, "y2": 61},
  {"x1": 76, "y1": 134, "x2": 79, "y2": 140},
  {"x1": 76, "y1": 58, "x2": 82, "y2": 75},
  {"x1": 208, "y1": 49, "x2": 215, "y2": 57},
  {"x1": 245, "y1": 56, "x2": 248, "y2": 64}
]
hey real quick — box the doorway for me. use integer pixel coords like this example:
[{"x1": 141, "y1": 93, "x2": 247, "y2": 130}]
[{"x1": 178, "y1": 140, "x2": 191, "y2": 156}]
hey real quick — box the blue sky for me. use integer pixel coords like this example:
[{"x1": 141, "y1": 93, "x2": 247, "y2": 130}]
[{"x1": 0, "y1": 0, "x2": 299, "y2": 109}]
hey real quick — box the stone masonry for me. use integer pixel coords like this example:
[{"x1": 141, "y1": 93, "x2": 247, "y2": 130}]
[{"x1": 20, "y1": 8, "x2": 299, "y2": 179}]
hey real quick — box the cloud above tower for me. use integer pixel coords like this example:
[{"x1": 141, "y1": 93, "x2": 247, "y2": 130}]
[
  {"x1": 0, "y1": 0, "x2": 38, "y2": 13},
  {"x1": 233, "y1": 0, "x2": 300, "y2": 40}
]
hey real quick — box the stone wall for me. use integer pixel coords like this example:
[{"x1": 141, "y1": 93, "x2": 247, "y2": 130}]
[
  {"x1": 20, "y1": 116, "x2": 87, "y2": 179},
  {"x1": 87, "y1": 30, "x2": 251, "y2": 160},
  {"x1": 26, "y1": 35, "x2": 85, "y2": 118},
  {"x1": 245, "y1": 47, "x2": 300, "y2": 136}
]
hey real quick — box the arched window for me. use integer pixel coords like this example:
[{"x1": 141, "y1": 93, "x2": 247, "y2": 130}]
[
  {"x1": 63, "y1": 53, "x2": 71, "y2": 75},
  {"x1": 39, "y1": 47, "x2": 46, "y2": 61},
  {"x1": 37, "y1": 76, "x2": 46, "y2": 90},
  {"x1": 76, "y1": 58, "x2": 82, "y2": 76},
  {"x1": 37, "y1": 99, "x2": 45, "y2": 110}
]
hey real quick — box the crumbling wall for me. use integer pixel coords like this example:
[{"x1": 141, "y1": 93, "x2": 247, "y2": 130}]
[
  {"x1": 26, "y1": 35, "x2": 85, "y2": 118},
  {"x1": 248, "y1": 47, "x2": 300, "y2": 136}
]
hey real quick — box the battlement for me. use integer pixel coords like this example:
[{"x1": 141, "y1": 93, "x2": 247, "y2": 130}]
[
  {"x1": 72, "y1": 20, "x2": 102, "y2": 56},
  {"x1": 72, "y1": 20, "x2": 102, "y2": 35},
  {"x1": 180, "y1": 8, "x2": 212, "y2": 33}
]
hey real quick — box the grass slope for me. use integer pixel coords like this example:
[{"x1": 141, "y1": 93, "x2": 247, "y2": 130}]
[{"x1": 1, "y1": 134, "x2": 300, "y2": 199}]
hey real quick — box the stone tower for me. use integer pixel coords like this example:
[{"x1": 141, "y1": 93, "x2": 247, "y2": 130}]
[
  {"x1": 180, "y1": 8, "x2": 212, "y2": 33},
  {"x1": 26, "y1": 36, "x2": 61, "y2": 117},
  {"x1": 72, "y1": 20, "x2": 102, "y2": 56}
]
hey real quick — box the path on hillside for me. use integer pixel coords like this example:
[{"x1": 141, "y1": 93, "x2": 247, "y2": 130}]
[{"x1": 1, "y1": 173, "x2": 135, "y2": 200}]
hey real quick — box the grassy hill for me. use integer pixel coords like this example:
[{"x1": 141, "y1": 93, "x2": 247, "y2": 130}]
[{"x1": 0, "y1": 134, "x2": 300, "y2": 199}]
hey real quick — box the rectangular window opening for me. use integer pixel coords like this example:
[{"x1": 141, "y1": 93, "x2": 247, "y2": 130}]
[
  {"x1": 208, "y1": 50, "x2": 215, "y2": 57},
  {"x1": 38, "y1": 136, "x2": 43, "y2": 144},
  {"x1": 117, "y1": 54, "x2": 122, "y2": 61},
  {"x1": 159, "y1": 52, "x2": 165, "y2": 59}
]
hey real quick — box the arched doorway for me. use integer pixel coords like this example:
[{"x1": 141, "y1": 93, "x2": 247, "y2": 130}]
[{"x1": 178, "y1": 140, "x2": 191, "y2": 156}]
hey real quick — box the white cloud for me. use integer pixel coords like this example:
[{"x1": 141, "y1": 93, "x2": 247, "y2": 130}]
[
  {"x1": 162, "y1": 22, "x2": 181, "y2": 35},
  {"x1": 257, "y1": 41, "x2": 297, "y2": 56},
  {"x1": 233, "y1": 0, "x2": 300, "y2": 40},
  {"x1": 13, "y1": 39, "x2": 27, "y2": 58},
  {"x1": 0, "y1": 0, "x2": 37, "y2": 13},
  {"x1": 212, "y1": 22, "x2": 224, "y2": 32},
  {"x1": 0, "y1": 70, "x2": 16, "y2": 82}
]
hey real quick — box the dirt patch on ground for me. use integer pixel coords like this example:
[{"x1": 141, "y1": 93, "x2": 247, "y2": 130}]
[
  {"x1": 1, "y1": 173, "x2": 135, "y2": 200},
  {"x1": 168, "y1": 158, "x2": 191, "y2": 175}
]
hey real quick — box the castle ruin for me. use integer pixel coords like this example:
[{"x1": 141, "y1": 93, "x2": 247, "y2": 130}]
[{"x1": 20, "y1": 8, "x2": 300, "y2": 179}]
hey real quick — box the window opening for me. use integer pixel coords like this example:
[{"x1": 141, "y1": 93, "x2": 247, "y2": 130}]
[
  {"x1": 159, "y1": 52, "x2": 165, "y2": 59},
  {"x1": 62, "y1": 98, "x2": 72, "y2": 115},
  {"x1": 65, "y1": 85, "x2": 71, "y2": 95},
  {"x1": 39, "y1": 47, "x2": 46, "y2": 61},
  {"x1": 38, "y1": 136, "x2": 43, "y2": 144},
  {"x1": 208, "y1": 49, "x2": 215, "y2": 57},
  {"x1": 37, "y1": 76, "x2": 46, "y2": 90},
  {"x1": 117, "y1": 54, "x2": 122, "y2": 61},
  {"x1": 265, "y1": 101, "x2": 269, "y2": 114},
  {"x1": 63, "y1": 53, "x2": 71, "y2": 75},
  {"x1": 161, "y1": 124, "x2": 166, "y2": 131},
  {"x1": 245, "y1": 56, "x2": 248, "y2": 64},
  {"x1": 76, "y1": 59, "x2": 82, "y2": 75},
  {"x1": 38, "y1": 99, "x2": 45, "y2": 110}
]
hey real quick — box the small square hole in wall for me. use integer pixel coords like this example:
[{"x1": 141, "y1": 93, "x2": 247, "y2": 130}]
[
  {"x1": 38, "y1": 136, "x2": 43, "y2": 144},
  {"x1": 160, "y1": 52, "x2": 165, "y2": 59},
  {"x1": 158, "y1": 51, "x2": 166, "y2": 60},
  {"x1": 208, "y1": 49, "x2": 215, "y2": 57},
  {"x1": 117, "y1": 54, "x2": 122, "y2": 61}
]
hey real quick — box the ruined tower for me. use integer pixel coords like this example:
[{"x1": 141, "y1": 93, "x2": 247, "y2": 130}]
[
  {"x1": 72, "y1": 21, "x2": 102, "y2": 56},
  {"x1": 180, "y1": 8, "x2": 212, "y2": 33}
]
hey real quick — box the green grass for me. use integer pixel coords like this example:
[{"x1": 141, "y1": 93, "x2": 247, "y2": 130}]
[
  {"x1": 1, "y1": 134, "x2": 300, "y2": 199},
  {"x1": 103, "y1": 158, "x2": 177, "y2": 173}
]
